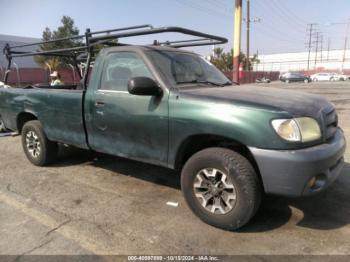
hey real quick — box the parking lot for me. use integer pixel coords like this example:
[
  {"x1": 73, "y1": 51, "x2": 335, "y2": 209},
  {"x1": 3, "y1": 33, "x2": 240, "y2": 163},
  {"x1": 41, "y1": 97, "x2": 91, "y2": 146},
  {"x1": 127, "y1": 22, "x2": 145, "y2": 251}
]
[{"x1": 0, "y1": 81, "x2": 349, "y2": 256}]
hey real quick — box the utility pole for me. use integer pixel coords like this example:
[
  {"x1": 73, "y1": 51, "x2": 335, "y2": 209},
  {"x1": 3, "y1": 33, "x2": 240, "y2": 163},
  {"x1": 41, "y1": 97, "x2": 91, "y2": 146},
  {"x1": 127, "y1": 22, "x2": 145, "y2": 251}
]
[
  {"x1": 313, "y1": 32, "x2": 322, "y2": 68},
  {"x1": 243, "y1": 1, "x2": 260, "y2": 71},
  {"x1": 233, "y1": 0, "x2": 242, "y2": 82},
  {"x1": 327, "y1": 37, "x2": 331, "y2": 61},
  {"x1": 341, "y1": 20, "x2": 350, "y2": 72},
  {"x1": 320, "y1": 34, "x2": 323, "y2": 63},
  {"x1": 245, "y1": 0, "x2": 250, "y2": 71},
  {"x1": 326, "y1": 19, "x2": 350, "y2": 72},
  {"x1": 306, "y1": 23, "x2": 317, "y2": 71}
]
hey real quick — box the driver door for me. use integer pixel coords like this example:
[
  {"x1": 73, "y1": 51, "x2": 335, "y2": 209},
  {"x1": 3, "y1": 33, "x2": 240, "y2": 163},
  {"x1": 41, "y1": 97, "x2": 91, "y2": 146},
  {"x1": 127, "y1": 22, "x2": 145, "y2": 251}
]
[{"x1": 89, "y1": 51, "x2": 169, "y2": 165}]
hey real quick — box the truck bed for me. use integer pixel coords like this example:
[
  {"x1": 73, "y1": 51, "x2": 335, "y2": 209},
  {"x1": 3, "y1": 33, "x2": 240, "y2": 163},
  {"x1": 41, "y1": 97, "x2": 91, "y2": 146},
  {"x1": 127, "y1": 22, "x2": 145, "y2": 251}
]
[{"x1": 0, "y1": 86, "x2": 88, "y2": 149}]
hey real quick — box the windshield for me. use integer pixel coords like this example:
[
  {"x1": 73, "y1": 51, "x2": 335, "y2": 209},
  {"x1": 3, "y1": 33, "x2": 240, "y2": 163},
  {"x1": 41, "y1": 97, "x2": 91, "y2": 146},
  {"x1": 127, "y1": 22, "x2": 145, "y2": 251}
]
[{"x1": 146, "y1": 50, "x2": 231, "y2": 87}]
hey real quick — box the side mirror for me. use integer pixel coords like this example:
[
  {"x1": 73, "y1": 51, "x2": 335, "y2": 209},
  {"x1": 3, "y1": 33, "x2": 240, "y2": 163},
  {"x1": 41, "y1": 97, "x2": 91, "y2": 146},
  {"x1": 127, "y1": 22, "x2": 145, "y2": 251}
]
[{"x1": 128, "y1": 77, "x2": 162, "y2": 96}]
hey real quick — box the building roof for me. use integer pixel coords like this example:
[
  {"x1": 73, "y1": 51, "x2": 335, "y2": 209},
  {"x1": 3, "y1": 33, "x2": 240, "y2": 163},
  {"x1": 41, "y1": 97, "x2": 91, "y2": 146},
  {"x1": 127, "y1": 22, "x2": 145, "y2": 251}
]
[
  {"x1": 0, "y1": 34, "x2": 41, "y2": 68},
  {"x1": 0, "y1": 34, "x2": 40, "y2": 43}
]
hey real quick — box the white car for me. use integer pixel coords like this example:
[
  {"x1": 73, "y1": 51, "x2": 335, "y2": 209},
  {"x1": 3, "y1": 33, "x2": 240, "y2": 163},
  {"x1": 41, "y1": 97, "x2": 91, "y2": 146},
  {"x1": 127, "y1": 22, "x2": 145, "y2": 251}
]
[
  {"x1": 338, "y1": 74, "x2": 350, "y2": 81},
  {"x1": 310, "y1": 73, "x2": 336, "y2": 81},
  {"x1": 330, "y1": 73, "x2": 346, "y2": 81}
]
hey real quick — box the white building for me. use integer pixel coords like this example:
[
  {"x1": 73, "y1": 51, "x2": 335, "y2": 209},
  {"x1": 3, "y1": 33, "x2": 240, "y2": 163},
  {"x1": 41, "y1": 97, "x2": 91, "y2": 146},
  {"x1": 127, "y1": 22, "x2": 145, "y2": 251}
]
[{"x1": 254, "y1": 49, "x2": 350, "y2": 72}]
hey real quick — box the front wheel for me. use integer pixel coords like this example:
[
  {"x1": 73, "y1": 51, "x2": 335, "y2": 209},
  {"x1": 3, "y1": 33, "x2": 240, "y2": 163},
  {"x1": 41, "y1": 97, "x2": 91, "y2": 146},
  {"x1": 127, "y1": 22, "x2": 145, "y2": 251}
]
[
  {"x1": 304, "y1": 79, "x2": 309, "y2": 83},
  {"x1": 21, "y1": 120, "x2": 58, "y2": 166},
  {"x1": 181, "y1": 147, "x2": 261, "y2": 230}
]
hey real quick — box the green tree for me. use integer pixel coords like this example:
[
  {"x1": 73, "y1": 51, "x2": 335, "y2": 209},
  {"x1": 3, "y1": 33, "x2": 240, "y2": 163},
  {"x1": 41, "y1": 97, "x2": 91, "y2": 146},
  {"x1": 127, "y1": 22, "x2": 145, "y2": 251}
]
[
  {"x1": 210, "y1": 49, "x2": 260, "y2": 71},
  {"x1": 213, "y1": 47, "x2": 224, "y2": 58},
  {"x1": 35, "y1": 16, "x2": 82, "y2": 70}
]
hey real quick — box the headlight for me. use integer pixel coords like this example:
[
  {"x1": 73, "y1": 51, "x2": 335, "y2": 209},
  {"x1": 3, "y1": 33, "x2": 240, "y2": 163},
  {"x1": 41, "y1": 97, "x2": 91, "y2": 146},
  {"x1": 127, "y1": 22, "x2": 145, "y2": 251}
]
[{"x1": 272, "y1": 117, "x2": 321, "y2": 142}]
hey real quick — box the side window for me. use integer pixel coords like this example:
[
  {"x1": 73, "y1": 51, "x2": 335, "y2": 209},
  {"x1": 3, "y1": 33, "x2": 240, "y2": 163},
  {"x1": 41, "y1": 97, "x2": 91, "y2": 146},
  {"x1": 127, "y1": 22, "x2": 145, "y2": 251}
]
[{"x1": 100, "y1": 52, "x2": 153, "y2": 91}]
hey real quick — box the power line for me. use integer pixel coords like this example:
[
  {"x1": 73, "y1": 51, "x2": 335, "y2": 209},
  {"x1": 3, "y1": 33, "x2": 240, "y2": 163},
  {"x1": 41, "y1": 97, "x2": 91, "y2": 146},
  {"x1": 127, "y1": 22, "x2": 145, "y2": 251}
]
[
  {"x1": 201, "y1": 0, "x2": 231, "y2": 12},
  {"x1": 253, "y1": 0, "x2": 307, "y2": 36},
  {"x1": 251, "y1": 1, "x2": 307, "y2": 41},
  {"x1": 253, "y1": 24, "x2": 305, "y2": 46},
  {"x1": 274, "y1": 0, "x2": 310, "y2": 25},
  {"x1": 263, "y1": 0, "x2": 307, "y2": 34},
  {"x1": 252, "y1": 21, "x2": 305, "y2": 43},
  {"x1": 175, "y1": 0, "x2": 310, "y2": 54},
  {"x1": 269, "y1": 0, "x2": 308, "y2": 28},
  {"x1": 174, "y1": 0, "x2": 231, "y2": 18}
]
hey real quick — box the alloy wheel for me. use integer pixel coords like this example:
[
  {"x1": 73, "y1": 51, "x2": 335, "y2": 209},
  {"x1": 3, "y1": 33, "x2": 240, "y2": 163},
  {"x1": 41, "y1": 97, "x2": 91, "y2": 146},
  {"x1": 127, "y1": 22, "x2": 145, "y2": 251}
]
[
  {"x1": 25, "y1": 131, "x2": 41, "y2": 158},
  {"x1": 193, "y1": 168, "x2": 237, "y2": 214}
]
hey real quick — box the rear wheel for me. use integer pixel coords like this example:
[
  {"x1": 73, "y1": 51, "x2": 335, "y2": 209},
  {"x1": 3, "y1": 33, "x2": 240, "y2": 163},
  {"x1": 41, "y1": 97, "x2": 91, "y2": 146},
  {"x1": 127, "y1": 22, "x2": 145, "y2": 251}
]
[
  {"x1": 181, "y1": 147, "x2": 261, "y2": 230},
  {"x1": 285, "y1": 79, "x2": 290, "y2": 83},
  {"x1": 304, "y1": 79, "x2": 309, "y2": 83},
  {"x1": 21, "y1": 120, "x2": 58, "y2": 166}
]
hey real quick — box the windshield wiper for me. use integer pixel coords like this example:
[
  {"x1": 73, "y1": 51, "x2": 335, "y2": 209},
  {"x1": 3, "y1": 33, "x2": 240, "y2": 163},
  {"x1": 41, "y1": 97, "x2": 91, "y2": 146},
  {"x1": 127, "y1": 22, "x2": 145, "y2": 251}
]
[{"x1": 176, "y1": 79, "x2": 232, "y2": 87}]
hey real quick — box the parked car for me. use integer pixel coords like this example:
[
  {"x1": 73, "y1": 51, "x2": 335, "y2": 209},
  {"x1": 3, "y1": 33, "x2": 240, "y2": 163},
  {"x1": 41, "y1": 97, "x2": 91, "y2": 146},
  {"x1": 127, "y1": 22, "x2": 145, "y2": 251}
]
[
  {"x1": 342, "y1": 74, "x2": 350, "y2": 81},
  {"x1": 0, "y1": 25, "x2": 346, "y2": 230},
  {"x1": 280, "y1": 72, "x2": 311, "y2": 83},
  {"x1": 311, "y1": 72, "x2": 337, "y2": 82},
  {"x1": 338, "y1": 74, "x2": 350, "y2": 81},
  {"x1": 332, "y1": 73, "x2": 350, "y2": 81},
  {"x1": 329, "y1": 73, "x2": 346, "y2": 81}
]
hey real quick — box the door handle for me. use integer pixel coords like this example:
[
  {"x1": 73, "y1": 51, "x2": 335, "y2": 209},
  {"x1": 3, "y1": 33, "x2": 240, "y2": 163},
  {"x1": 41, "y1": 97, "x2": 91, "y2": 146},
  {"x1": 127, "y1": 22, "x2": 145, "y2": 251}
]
[{"x1": 95, "y1": 101, "x2": 105, "y2": 107}]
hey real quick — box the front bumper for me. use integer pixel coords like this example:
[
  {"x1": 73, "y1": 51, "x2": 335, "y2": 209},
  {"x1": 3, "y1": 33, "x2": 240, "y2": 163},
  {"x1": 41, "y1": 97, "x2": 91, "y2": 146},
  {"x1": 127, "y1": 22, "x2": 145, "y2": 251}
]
[{"x1": 249, "y1": 129, "x2": 346, "y2": 197}]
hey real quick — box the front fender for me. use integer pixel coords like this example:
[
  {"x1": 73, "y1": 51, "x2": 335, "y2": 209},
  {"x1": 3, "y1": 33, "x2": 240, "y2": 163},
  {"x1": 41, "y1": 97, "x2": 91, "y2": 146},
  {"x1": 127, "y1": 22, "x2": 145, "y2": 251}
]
[{"x1": 168, "y1": 92, "x2": 290, "y2": 168}]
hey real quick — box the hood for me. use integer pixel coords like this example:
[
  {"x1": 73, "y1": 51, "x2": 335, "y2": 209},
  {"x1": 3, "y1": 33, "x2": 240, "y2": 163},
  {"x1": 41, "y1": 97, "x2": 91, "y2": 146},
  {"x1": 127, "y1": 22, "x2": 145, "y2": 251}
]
[{"x1": 179, "y1": 85, "x2": 333, "y2": 118}]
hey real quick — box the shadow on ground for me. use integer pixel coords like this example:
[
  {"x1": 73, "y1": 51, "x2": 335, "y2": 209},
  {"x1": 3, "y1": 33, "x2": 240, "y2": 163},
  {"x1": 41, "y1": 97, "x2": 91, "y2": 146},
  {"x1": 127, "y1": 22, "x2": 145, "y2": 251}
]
[{"x1": 52, "y1": 146, "x2": 350, "y2": 232}]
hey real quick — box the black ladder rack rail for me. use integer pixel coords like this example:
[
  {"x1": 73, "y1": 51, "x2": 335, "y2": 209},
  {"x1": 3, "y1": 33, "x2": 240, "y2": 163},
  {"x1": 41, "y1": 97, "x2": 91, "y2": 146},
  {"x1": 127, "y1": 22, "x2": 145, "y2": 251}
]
[{"x1": 2, "y1": 25, "x2": 228, "y2": 85}]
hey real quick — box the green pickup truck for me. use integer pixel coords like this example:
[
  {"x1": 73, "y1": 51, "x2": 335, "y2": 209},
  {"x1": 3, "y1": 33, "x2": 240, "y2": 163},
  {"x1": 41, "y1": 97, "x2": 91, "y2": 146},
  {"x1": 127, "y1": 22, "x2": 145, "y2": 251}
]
[{"x1": 0, "y1": 26, "x2": 346, "y2": 230}]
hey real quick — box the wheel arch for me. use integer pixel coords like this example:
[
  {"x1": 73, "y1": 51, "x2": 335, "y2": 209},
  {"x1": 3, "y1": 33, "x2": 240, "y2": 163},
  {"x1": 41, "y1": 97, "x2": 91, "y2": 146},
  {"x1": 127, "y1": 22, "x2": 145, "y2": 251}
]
[
  {"x1": 17, "y1": 112, "x2": 38, "y2": 133},
  {"x1": 174, "y1": 134, "x2": 263, "y2": 187}
]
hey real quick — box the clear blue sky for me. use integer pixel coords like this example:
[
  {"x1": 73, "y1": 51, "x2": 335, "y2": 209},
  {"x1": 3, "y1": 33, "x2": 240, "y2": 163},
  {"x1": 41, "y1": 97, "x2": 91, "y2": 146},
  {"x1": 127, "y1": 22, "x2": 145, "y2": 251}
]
[{"x1": 1, "y1": 0, "x2": 349, "y2": 55}]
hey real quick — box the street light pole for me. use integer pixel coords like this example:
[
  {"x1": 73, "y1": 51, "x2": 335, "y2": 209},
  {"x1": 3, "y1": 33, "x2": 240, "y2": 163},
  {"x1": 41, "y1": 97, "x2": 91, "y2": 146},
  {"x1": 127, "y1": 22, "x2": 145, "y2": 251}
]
[{"x1": 233, "y1": 0, "x2": 242, "y2": 83}]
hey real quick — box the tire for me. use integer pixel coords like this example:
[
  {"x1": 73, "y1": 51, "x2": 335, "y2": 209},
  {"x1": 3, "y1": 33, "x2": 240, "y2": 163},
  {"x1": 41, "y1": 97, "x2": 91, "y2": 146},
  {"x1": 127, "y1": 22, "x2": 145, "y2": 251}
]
[
  {"x1": 313, "y1": 78, "x2": 318, "y2": 82},
  {"x1": 181, "y1": 147, "x2": 261, "y2": 230},
  {"x1": 304, "y1": 79, "x2": 309, "y2": 83},
  {"x1": 285, "y1": 79, "x2": 290, "y2": 83},
  {"x1": 21, "y1": 120, "x2": 58, "y2": 166}
]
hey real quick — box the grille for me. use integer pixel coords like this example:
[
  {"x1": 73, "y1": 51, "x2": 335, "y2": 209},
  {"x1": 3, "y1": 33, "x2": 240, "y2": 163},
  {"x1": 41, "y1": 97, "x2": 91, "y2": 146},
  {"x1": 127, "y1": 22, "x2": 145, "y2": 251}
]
[{"x1": 323, "y1": 107, "x2": 338, "y2": 141}]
